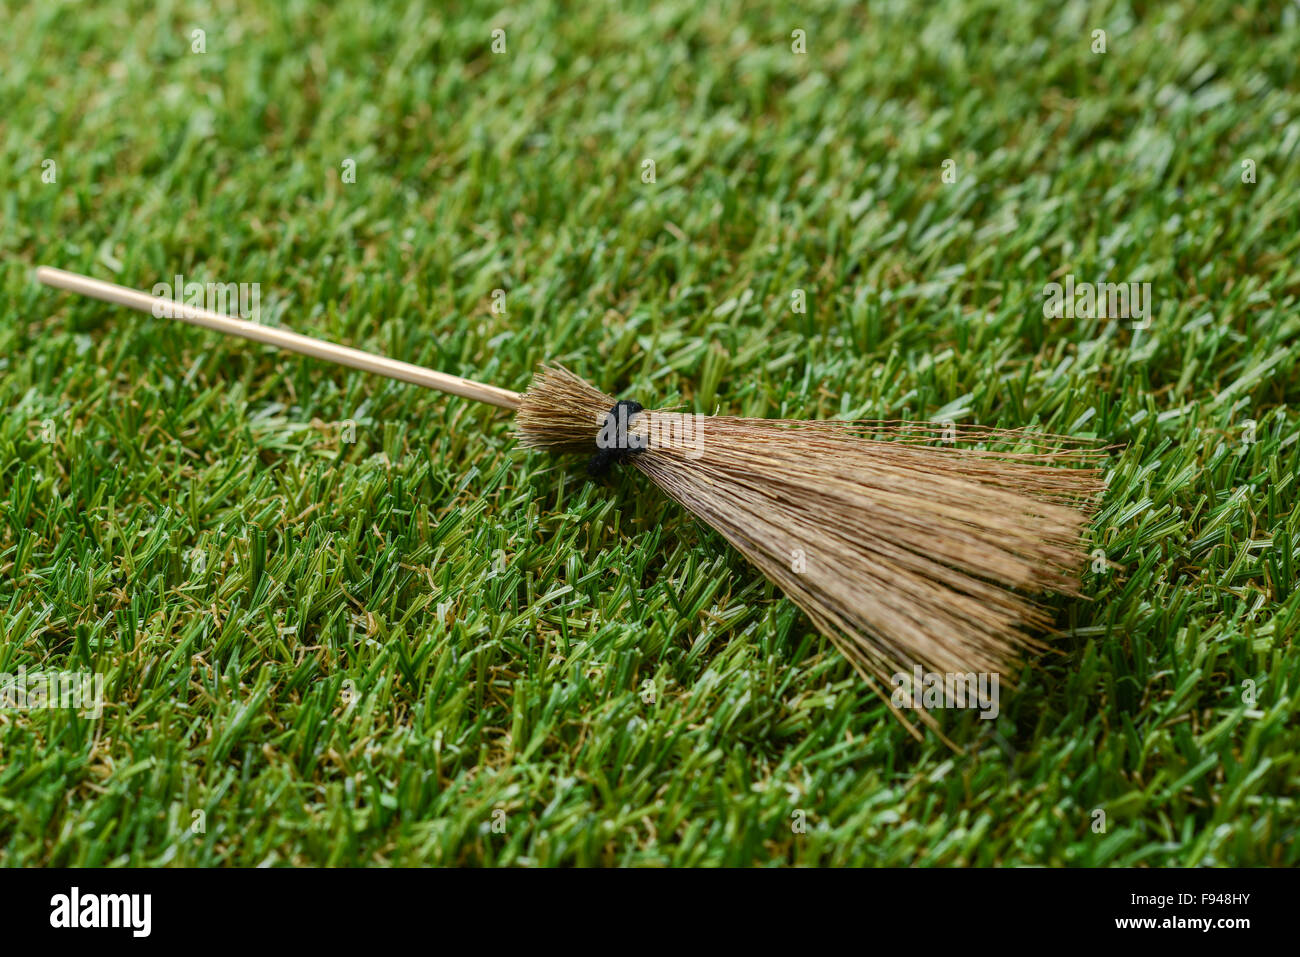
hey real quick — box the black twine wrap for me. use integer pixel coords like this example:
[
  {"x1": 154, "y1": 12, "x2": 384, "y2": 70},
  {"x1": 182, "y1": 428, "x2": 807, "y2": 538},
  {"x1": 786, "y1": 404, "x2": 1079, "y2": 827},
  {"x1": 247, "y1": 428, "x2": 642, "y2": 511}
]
[{"x1": 588, "y1": 399, "x2": 646, "y2": 476}]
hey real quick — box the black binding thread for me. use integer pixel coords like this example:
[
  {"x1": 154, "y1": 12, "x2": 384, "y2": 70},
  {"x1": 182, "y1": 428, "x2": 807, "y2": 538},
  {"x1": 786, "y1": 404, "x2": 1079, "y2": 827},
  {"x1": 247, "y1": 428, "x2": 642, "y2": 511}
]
[{"x1": 588, "y1": 399, "x2": 646, "y2": 477}]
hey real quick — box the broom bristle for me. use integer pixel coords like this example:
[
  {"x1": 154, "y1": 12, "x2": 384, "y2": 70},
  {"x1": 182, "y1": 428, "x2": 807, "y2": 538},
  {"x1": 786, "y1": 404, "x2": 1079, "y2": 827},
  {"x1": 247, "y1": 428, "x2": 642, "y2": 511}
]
[{"x1": 516, "y1": 364, "x2": 1108, "y2": 736}]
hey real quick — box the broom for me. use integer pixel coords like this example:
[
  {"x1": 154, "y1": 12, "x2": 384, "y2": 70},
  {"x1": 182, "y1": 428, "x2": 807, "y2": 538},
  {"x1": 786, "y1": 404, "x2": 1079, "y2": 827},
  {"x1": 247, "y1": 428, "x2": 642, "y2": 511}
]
[{"x1": 34, "y1": 266, "x2": 1109, "y2": 738}]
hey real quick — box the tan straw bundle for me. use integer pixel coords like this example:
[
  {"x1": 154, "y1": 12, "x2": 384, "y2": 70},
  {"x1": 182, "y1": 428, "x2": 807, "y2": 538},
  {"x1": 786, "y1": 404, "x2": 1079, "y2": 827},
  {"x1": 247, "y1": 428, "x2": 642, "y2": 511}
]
[{"x1": 517, "y1": 365, "x2": 1107, "y2": 735}]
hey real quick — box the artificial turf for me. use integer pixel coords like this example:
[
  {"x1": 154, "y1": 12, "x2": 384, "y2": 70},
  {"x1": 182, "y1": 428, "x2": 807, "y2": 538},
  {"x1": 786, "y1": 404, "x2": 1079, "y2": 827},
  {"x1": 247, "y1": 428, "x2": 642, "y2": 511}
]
[{"x1": 1, "y1": 0, "x2": 1297, "y2": 866}]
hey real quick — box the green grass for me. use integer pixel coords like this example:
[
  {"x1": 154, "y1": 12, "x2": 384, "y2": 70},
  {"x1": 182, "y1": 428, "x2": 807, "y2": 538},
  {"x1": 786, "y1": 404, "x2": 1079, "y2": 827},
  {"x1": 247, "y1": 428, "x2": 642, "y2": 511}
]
[{"x1": 1, "y1": 0, "x2": 1298, "y2": 866}]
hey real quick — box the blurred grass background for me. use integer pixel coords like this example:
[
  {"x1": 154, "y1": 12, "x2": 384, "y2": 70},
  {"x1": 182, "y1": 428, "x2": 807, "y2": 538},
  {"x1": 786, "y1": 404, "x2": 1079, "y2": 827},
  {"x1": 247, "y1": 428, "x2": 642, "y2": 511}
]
[{"x1": 0, "y1": 0, "x2": 1297, "y2": 865}]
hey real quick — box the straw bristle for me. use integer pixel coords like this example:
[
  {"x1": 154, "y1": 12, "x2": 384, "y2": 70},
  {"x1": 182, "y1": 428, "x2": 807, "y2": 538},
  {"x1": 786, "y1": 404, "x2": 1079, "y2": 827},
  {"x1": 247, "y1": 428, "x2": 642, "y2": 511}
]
[{"x1": 516, "y1": 364, "x2": 1108, "y2": 737}]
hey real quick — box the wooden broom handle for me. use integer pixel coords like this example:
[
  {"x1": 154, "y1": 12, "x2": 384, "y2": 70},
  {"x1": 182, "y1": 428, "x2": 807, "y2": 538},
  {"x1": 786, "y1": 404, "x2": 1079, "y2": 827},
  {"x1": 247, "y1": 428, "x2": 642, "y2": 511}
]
[{"x1": 34, "y1": 266, "x2": 523, "y2": 411}]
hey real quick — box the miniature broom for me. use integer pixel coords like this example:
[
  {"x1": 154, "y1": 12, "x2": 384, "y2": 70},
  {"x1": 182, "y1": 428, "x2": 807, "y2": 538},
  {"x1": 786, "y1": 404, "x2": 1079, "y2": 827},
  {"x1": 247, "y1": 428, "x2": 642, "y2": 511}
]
[{"x1": 35, "y1": 266, "x2": 1108, "y2": 737}]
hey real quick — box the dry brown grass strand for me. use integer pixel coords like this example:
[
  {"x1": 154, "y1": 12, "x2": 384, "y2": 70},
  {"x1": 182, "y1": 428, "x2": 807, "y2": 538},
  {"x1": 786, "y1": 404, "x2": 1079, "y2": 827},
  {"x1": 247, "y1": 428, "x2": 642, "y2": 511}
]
[{"x1": 516, "y1": 364, "x2": 1108, "y2": 738}]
